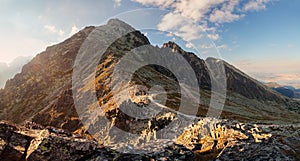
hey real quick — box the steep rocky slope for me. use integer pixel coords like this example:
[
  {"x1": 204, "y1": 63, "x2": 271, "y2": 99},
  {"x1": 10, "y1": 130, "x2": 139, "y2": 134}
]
[
  {"x1": 0, "y1": 19, "x2": 299, "y2": 160},
  {"x1": 0, "y1": 19, "x2": 299, "y2": 131},
  {"x1": 0, "y1": 26, "x2": 95, "y2": 128}
]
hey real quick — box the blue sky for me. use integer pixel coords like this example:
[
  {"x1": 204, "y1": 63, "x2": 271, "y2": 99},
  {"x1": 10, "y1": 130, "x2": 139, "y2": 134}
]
[{"x1": 0, "y1": 0, "x2": 299, "y2": 87}]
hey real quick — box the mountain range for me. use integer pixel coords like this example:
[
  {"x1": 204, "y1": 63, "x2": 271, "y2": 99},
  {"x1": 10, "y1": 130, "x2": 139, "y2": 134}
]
[
  {"x1": 0, "y1": 19, "x2": 299, "y2": 160},
  {"x1": 265, "y1": 82, "x2": 300, "y2": 99}
]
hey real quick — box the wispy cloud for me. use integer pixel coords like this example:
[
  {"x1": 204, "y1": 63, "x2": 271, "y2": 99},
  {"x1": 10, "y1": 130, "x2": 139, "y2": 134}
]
[
  {"x1": 243, "y1": 0, "x2": 270, "y2": 11},
  {"x1": 44, "y1": 24, "x2": 81, "y2": 41},
  {"x1": 209, "y1": 0, "x2": 245, "y2": 24},
  {"x1": 44, "y1": 25, "x2": 65, "y2": 37},
  {"x1": 217, "y1": 44, "x2": 230, "y2": 51},
  {"x1": 185, "y1": 42, "x2": 193, "y2": 48},
  {"x1": 250, "y1": 72, "x2": 300, "y2": 88},
  {"x1": 133, "y1": 0, "x2": 272, "y2": 42},
  {"x1": 113, "y1": 0, "x2": 122, "y2": 7},
  {"x1": 200, "y1": 44, "x2": 215, "y2": 49},
  {"x1": 69, "y1": 25, "x2": 79, "y2": 36},
  {"x1": 132, "y1": 0, "x2": 174, "y2": 8},
  {"x1": 233, "y1": 58, "x2": 300, "y2": 88},
  {"x1": 157, "y1": 12, "x2": 203, "y2": 41}
]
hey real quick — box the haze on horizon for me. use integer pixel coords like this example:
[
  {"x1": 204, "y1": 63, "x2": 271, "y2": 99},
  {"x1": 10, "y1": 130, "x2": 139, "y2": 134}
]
[{"x1": 0, "y1": 0, "x2": 299, "y2": 88}]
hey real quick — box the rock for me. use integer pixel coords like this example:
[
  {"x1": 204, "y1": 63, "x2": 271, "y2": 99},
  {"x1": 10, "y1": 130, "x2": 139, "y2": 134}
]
[
  {"x1": 0, "y1": 121, "x2": 196, "y2": 161},
  {"x1": 176, "y1": 118, "x2": 300, "y2": 161},
  {"x1": 0, "y1": 121, "x2": 98, "y2": 161}
]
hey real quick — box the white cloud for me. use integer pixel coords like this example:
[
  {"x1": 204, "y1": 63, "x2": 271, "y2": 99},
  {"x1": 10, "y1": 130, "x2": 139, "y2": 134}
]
[
  {"x1": 132, "y1": 0, "x2": 174, "y2": 8},
  {"x1": 69, "y1": 25, "x2": 79, "y2": 36},
  {"x1": 207, "y1": 33, "x2": 219, "y2": 41},
  {"x1": 145, "y1": 0, "x2": 235, "y2": 41},
  {"x1": 185, "y1": 42, "x2": 193, "y2": 48},
  {"x1": 210, "y1": 0, "x2": 244, "y2": 24},
  {"x1": 172, "y1": 0, "x2": 225, "y2": 21},
  {"x1": 58, "y1": 30, "x2": 65, "y2": 37},
  {"x1": 113, "y1": 0, "x2": 122, "y2": 7},
  {"x1": 200, "y1": 44, "x2": 214, "y2": 49},
  {"x1": 217, "y1": 44, "x2": 228, "y2": 50},
  {"x1": 157, "y1": 12, "x2": 203, "y2": 41},
  {"x1": 217, "y1": 44, "x2": 232, "y2": 51},
  {"x1": 44, "y1": 25, "x2": 65, "y2": 37},
  {"x1": 166, "y1": 32, "x2": 174, "y2": 37},
  {"x1": 44, "y1": 24, "x2": 81, "y2": 40},
  {"x1": 141, "y1": 31, "x2": 148, "y2": 37},
  {"x1": 44, "y1": 25, "x2": 57, "y2": 33},
  {"x1": 134, "y1": 0, "x2": 272, "y2": 42},
  {"x1": 243, "y1": 0, "x2": 270, "y2": 11}
]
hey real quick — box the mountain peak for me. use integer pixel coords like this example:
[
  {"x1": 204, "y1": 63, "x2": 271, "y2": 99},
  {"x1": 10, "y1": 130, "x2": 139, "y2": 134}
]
[
  {"x1": 107, "y1": 18, "x2": 126, "y2": 25},
  {"x1": 106, "y1": 18, "x2": 135, "y2": 31},
  {"x1": 162, "y1": 41, "x2": 185, "y2": 54}
]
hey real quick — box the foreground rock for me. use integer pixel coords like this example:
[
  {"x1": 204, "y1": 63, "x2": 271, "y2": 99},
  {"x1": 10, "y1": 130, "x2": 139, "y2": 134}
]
[
  {"x1": 176, "y1": 118, "x2": 300, "y2": 161},
  {"x1": 0, "y1": 121, "x2": 195, "y2": 161},
  {"x1": 1, "y1": 119, "x2": 299, "y2": 161}
]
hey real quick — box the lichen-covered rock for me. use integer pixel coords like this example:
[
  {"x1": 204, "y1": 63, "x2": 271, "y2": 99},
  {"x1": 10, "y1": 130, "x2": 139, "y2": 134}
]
[
  {"x1": 0, "y1": 121, "x2": 99, "y2": 161},
  {"x1": 0, "y1": 121, "x2": 196, "y2": 161},
  {"x1": 176, "y1": 118, "x2": 300, "y2": 161}
]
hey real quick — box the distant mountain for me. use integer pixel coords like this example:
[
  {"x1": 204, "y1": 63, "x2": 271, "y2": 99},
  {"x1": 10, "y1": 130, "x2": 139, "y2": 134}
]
[
  {"x1": 264, "y1": 82, "x2": 300, "y2": 99},
  {"x1": 265, "y1": 82, "x2": 281, "y2": 88},
  {"x1": 0, "y1": 56, "x2": 32, "y2": 88}
]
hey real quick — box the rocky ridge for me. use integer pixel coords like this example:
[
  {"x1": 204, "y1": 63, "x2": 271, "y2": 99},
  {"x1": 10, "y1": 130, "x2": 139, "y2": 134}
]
[{"x1": 0, "y1": 19, "x2": 299, "y2": 160}]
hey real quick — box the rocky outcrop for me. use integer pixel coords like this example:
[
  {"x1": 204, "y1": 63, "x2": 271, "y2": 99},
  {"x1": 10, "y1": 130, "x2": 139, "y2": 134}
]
[
  {"x1": 0, "y1": 121, "x2": 98, "y2": 161},
  {"x1": 0, "y1": 121, "x2": 196, "y2": 161},
  {"x1": 1, "y1": 120, "x2": 299, "y2": 161},
  {"x1": 176, "y1": 118, "x2": 300, "y2": 161}
]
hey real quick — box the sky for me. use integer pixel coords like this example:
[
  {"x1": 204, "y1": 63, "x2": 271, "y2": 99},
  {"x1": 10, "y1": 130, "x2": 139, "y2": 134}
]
[{"x1": 0, "y1": 0, "x2": 299, "y2": 88}]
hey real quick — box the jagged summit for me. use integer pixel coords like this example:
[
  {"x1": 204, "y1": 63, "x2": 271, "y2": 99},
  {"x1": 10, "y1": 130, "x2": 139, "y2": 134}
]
[
  {"x1": 162, "y1": 41, "x2": 185, "y2": 54},
  {"x1": 107, "y1": 18, "x2": 133, "y2": 28}
]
